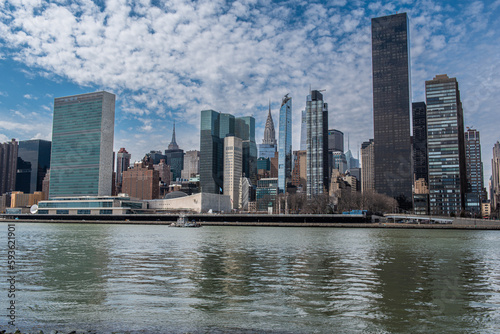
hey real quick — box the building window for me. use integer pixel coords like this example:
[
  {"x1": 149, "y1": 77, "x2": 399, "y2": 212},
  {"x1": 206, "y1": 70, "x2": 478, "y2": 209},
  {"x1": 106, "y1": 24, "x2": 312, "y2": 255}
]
[
  {"x1": 77, "y1": 210, "x2": 91, "y2": 215},
  {"x1": 100, "y1": 209, "x2": 112, "y2": 215},
  {"x1": 56, "y1": 210, "x2": 69, "y2": 214}
]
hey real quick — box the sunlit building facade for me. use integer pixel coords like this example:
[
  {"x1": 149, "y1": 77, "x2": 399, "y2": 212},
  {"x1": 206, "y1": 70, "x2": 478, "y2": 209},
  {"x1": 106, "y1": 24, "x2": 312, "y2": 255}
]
[{"x1": 49, "y1": 91, "x2": 115, "y2": 198}]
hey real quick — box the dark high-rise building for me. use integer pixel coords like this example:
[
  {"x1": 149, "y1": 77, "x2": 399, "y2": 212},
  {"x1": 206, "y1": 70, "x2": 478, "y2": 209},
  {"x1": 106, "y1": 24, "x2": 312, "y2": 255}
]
[
  {"x1": 165, "y1": 122, "x2": 184, "y2": 181},
  {"x1": 492, "y1": 142, "x2": 500, "y2": 211},
  {"x1": 328, "y1": 129, "x2": 344, "y2": 153},
  {"x1": 371, "y1": 13, "x2": 412, "y2": 209},
  {"x1": 200, "y1": 110, "x2": 223, "y2": 194},
  {"x1": 116, "y1": 147, "x2": 131, "y2": 190},
  {"x1": 426, "y1": 74, "x2": 466, "y2": 216},
  {"x1": 0, "y1": 139, "x2": 18, "y2": 195},
  {"x1": 15, "y1": 139, "x2": 51, "y2": 194},
  {"x1": 306, "y1": 90, "x2": 329, "y2": 197},
  {"x1": 236, "y1": 116, "x2": 257, "y2": 184},
  {"x1": 464, "y1": 128, "x2": 485, "y2": 215},
  {"x1": 412, "y1": 102, "x2": 428, "y2": 183}
]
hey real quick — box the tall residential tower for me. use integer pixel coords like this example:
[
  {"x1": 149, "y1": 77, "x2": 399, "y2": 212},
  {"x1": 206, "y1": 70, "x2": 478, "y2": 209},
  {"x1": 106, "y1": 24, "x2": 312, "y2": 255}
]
[
  {"x1": 306, "y1": 90, "x2": 329, "y2": 197},
  {"x1": 278, "y1": 94, "x2": 292, "y2": 193}
]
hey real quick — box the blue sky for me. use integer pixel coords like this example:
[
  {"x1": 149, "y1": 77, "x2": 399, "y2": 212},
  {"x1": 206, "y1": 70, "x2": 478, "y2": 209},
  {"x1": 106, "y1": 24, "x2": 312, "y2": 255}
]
[{"x1": 1, "y1": 0, "x2": 500, "y2": 192}]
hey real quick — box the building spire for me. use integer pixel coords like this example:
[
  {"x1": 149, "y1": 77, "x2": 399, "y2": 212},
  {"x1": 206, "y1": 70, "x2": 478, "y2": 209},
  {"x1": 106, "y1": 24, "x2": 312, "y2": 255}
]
[
  {"x1": 167, "y1": 121, "x2": 179, "y2": 150},
  {"x1": 262, "y1": 102, "x2": 277, "y2": 145}
]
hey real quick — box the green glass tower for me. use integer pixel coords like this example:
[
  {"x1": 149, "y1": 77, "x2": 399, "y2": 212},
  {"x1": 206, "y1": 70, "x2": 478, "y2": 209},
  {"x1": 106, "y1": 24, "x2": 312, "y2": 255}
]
[{"x1": 49, "y1": 91, "x2": 115, "y2": 198}]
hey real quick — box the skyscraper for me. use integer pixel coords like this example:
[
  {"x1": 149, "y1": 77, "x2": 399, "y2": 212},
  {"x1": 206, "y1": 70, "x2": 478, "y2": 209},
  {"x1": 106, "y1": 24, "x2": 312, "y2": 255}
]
[
  {"x1": 15, "y1": 139, "x2": 51, "y2": 194},
  {"x1": 200, "y1": 110, "x2": 254, "y2": 194},
  {"x1": 361, "y1": 139, "x2": 375, "y2": 193},
  {"x1": 49, "y1": 91, "x2": 115, "y2": 198},
  {"x1": 464, "y1": 128, "x2": 485, "y2": 215},
  {"x1": 200, "y1": 110, "x2": 223, "y2": 194},
  {"x1": 116, "y1": 147, "x2": 131, "y2": 190},
  {"x1": 165, "y1": 122, "x2": 184, "y2": 181},
  {"x1": 278, "y1": 94, "x2": 292, "y2": 193},
  {"x1": 328, "y1": 129, "x2": 344, "y2": 153},
  {"x1": 412, "y1": 102, "x2": 428, "y2": 183},
  {"x1": 181, "y1": 150, "x2": 200, "y2": 180},
  {"x1": 224, "y1": 136, "x2": 243, "y2": 209},
  {"x1": 300, "y1": 109, "x2": 307, "y2": 151},
  {"x1": 0, "y1": 139, "x2": 18, "y2": 195},
  {"x1": 372, "y1": 13, "x2": 412, "y2": 208},
  {"x1": 258, "y1": 102, "x2": 277, "y2": 159},
  {"x1": 490, "y1": 142, "x2": 500, "y2": 211},
  {"x1": 236, "y1": 116, "x2": 257, "y2": 184},
  {"x1": 306, "y1": 90, "x2": 329, "y2": 197},
  {"x1": 426, "y1": 74, "x2": 466, "y2": 216}
]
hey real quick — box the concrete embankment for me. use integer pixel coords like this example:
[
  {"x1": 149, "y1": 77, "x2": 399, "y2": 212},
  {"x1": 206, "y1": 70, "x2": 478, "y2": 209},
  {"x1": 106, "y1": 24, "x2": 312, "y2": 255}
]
[{"x1": 1, "y1": 214, "x2": 500, "y2": 230}]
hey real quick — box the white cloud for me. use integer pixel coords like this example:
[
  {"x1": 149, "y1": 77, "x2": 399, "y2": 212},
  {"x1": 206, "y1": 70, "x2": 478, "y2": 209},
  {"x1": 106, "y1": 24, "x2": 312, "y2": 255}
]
[
  {"x1": 0, "y1": 133, "x2": 9, "y2": 143},
  {"x1": 1, "y1": 0, "x2": 499, "y2": 183},
  {"x1": 0, "y1": 91, "x2": 8, "y2": 97}
]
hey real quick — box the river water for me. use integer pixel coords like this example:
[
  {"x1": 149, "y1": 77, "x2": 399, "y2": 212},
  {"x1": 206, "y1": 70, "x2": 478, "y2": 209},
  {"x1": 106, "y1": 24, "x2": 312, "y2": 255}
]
[{"x1": 1, "y1": 222, "x2": 499, "y2": 333}]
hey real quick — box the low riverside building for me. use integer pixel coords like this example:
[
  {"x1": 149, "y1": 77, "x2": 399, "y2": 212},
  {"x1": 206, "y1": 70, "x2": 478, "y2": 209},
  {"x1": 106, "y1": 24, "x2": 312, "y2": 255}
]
[
  {"x1": 148, "y1": 192, "x2": 230, "y2": 213},
  {"x1": 37, "y1": 196, "x2": 146, "y2": 215}
]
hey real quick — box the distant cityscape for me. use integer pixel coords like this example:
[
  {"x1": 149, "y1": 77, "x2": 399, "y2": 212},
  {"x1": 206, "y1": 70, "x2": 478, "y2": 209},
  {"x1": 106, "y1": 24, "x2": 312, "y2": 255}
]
[{"x1": 0, "y1": 13, "x2": 499, "y2": 218}]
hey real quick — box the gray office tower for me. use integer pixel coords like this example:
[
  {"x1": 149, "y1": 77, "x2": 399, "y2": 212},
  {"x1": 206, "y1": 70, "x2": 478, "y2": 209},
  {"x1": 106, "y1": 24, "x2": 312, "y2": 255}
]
[
  {"x1": 371, "y1": 13, "x2": 412, "y2": 209},
  {"x1": 306, "y1": 90, "x2": 329, "y2": 198},
  {"x1": 50, "y1": 91, "x2": 115, "y2": 198},
  {"x1": 425, "y1": 75, "x2": 466, "y2": 216},
  {"x1": 15, "y1": 139, "x2": 51, "y2": 194}
]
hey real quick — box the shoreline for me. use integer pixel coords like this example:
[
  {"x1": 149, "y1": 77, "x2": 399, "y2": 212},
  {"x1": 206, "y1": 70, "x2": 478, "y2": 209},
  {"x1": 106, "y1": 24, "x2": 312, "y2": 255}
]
[{"x1": 1, "y1": 218, "x2": 500, "y2": 230}]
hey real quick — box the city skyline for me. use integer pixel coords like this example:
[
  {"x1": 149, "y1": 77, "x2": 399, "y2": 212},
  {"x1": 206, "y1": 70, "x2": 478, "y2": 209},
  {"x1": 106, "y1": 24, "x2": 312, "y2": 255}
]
[{"x1": 1, "y1": 0, "x2": 500, "y2": 190}]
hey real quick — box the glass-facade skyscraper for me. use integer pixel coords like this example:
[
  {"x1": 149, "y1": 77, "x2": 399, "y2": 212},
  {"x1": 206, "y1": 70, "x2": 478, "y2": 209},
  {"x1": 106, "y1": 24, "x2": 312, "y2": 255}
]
[
  {"x1": 328, "y1": 129, "x2": 344, "y2": 153},
  {"x1": 200, "y1": 110, "x2": 223, "y2": 194},
  {"x1": 278, "y1": 94, "x2": 292, "y2": 193},
  {"x1": 306, "y1": 90, "x2": 329, "y2": 198},
  {"x1": 464, "y1": 128, "x2": 485, "y2": 215},
  {"x1": 425, "y1": 74, "x2": 466, "y2": 216},
  {"x1": 200, "y1": 110, "x2": 255, "y2": 194},
  {"x1": 15, "y1": 139, "x2": 51, "y2": 194},
  {"x1": 371, "y1": 13, "x2": 412, "y2": 209},
  {"x1": 412, "y1": 102, "x2": 428, "y2": 183},
  {"x1": 236, "y1": 116, "x2": 257, "y2": 184},
  {"x1": 300, "y1": 109, "x2": 307, "y2": 151},
  {"x1": 50, "y1": 91, "x2": 115, "y2": 198}
]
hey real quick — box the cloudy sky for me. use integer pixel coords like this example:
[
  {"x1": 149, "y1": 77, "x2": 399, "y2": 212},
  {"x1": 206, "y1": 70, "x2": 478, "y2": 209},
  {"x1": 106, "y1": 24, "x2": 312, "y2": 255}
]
[{"x1": 1, "y1": 0, "x2": 499, "y2": 191}]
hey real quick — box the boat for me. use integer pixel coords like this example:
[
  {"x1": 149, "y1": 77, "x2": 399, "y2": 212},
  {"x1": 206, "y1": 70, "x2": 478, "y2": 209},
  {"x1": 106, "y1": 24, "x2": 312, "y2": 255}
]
[{"x1": 171, "y1": 215, "x2": 201, "y2": 227}]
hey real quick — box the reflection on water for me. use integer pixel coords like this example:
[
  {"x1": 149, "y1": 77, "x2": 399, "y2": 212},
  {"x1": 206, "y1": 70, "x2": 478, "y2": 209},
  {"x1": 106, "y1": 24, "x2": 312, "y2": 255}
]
[{"x1": 0, "y1": 224, "x2": 499, "y2": 333}]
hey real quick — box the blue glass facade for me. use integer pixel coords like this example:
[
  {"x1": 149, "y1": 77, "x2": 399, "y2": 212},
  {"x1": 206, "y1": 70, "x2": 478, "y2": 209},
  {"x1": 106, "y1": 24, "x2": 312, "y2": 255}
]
[
  {"x1": 258, "y1": 144, "x2": 277, "y2": 160},
  {"x1": 49, "y1": 91, "x2": 115, "y2": 198},
  {"x1": 278, "y1": 95, "x2": 292, "y2": 193}
]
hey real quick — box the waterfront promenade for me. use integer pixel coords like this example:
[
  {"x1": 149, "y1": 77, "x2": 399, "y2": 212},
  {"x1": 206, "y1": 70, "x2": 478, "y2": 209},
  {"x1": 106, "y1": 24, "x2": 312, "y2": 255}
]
[{"x1": 1, "y1": 213, "x2": 499, "y2": 230}]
